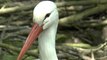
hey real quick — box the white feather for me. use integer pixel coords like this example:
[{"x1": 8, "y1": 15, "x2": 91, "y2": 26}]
[{"x1": 33, "y1": 1, "x2": 59, "y2": 60}]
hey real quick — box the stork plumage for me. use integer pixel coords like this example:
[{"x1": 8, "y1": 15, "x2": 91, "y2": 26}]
[{"x1": 17, "y1": 0, "x2": 59, "y2": 60}]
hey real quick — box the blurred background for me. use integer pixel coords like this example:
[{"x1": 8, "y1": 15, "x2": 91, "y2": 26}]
[{"x1": 0, "y1": 0, "x2": 107, "y2": 60}]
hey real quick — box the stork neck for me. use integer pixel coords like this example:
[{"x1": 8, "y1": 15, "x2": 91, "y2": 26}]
[{"x1": 38, "y1": 22, "x2": 58, "y2": 60}]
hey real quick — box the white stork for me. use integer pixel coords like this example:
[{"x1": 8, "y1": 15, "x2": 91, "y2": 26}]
[{"x1": 17, "y1": 0, "x2": 59, "y2": 60}]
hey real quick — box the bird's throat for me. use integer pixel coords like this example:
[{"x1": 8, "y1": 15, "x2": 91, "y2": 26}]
[{"x1": 38, "y1": 23, "x2": 58, "y2": 60}]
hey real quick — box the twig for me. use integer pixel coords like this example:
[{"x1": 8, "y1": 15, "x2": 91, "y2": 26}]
[{"x1": 59, "y1": 4, "x2": 107, "y2": 27}]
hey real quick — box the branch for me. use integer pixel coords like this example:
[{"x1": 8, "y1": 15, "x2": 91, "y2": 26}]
[
  {"x1": 59, "y1": 4, "x2": 107, "y2": 27},
  {"x1": 0, "y1": 42, "x2": 38, "y2": 57},
  {"x1": 57, "y1": 0, "x2": 107, "y2": 6},
  {"x1": 1, "y1": 0, "x2": 107, "y2": 15},
  {"x1": 0, "y1": 4, "x2": 35, "y2": 15}
]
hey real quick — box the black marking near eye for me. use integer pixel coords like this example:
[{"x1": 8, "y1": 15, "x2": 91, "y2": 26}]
[{"x1": 44, "y1": 13, "x2": 51, "y2": 19}]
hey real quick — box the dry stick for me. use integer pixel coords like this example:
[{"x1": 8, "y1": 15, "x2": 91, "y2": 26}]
[
  {"x1": 0, "y1": 42, "x2": 106, "y2": 58},
  {"x1": 1, "y1": 0, "x2": 107, "y2": 15},
  {"x1": 59, "y1": 4, "x2": 107, "y2": 27},
  {"x1": 76, "y1": 42, "x2": 107, "y2": 55},
  {"x1": 0, "y1": 42, "x2": 87, "y2": 58},
  {"x1": 0, "y1": 42, "x2": 38, "y2": 57},
  {"x1": 56, "y1": 0, "x2": 107, "y2": 6},
  {"x1": 70, "y1": 19, "x2": 107, "y2": 28},
  {"x1": 0, "y1": 42, "x2": 72, "y2": 58},
  {"x1": 2, "y1": 4, "x2": 107, "y2": 29},
  {"x1": 0, "y1": 19, "x2": 12, "y2": 39},
  {"x1": 0, "y1": 4, "x2": 35, "y2": 15},
  {"x1": 1, "y1": 4, "x2": 107, "y2": 28},
  {"x1": 0, "y1": 16, "x2": 12, "y2": 59}
]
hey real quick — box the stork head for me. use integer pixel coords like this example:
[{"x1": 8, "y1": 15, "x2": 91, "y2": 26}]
[
  {"x1": 33, "y1": 1, "x2": 58, "y2": 29},
  {"x1": 17, "y1": 1, "x2": 58, "y2": 60}
]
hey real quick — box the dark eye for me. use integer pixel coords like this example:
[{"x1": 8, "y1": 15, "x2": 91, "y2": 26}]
[{"x1": 44, "y1": 13, "x2": 51, "y2": 19}]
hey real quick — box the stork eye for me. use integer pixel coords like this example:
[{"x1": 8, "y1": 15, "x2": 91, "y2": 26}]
[{"x1": 44, "y1": 13, "x2": 51, "y2": 19}]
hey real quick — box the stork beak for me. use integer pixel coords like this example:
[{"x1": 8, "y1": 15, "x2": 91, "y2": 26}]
[{"x1": 17, "y1": 23, "x2": 43, "y2": 60}]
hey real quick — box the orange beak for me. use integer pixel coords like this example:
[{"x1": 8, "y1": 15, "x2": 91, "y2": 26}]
[{"x1": 17, "y1": 23, "x2": 43, "y2": 60}]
